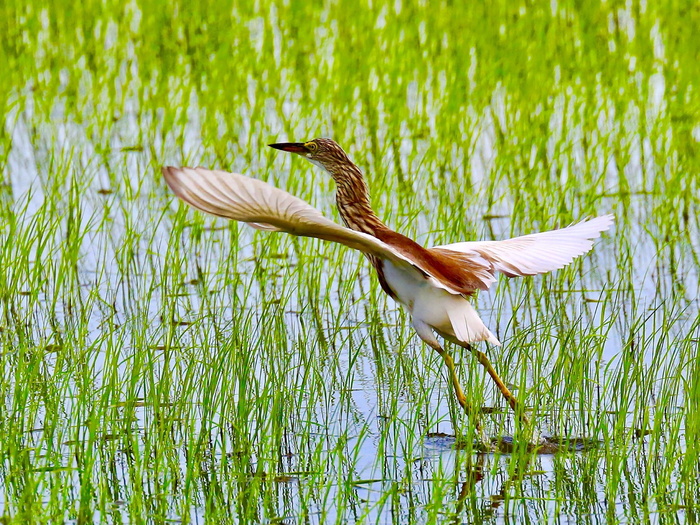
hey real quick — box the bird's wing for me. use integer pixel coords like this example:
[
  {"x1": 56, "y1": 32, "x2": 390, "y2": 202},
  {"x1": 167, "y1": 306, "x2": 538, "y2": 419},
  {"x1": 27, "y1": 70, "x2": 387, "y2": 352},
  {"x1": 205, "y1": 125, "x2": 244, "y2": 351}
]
[
  {"x1": 162, "y1": 166, "x2": 464, "y2": 295},
  {"x1": 433, "y1": 215, "x2": 614, "y2": 281}
]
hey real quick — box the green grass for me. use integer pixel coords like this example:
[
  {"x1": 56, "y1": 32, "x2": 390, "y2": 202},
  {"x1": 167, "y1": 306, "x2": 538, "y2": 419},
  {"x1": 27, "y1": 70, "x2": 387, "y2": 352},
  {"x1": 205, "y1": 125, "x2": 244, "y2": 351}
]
[{"x1": 1, "y1": 0, "x2": 699, "y2": 522}]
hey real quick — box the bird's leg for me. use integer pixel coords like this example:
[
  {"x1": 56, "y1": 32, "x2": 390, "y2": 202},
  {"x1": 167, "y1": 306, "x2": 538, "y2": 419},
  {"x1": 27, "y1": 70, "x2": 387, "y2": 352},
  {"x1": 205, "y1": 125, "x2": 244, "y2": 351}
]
[
  {"x1": 412, "y1": 319, "x2": 488, "y2": 444},
  {"x1": 435, "y1": 344, "x2": 490, "y2": 444},
  {"x1": 466, "y1": 344, "x2": 531, "y2": 427},
  {"x1": 434, "y1": 346, "x2": 477, "y2": 416}
]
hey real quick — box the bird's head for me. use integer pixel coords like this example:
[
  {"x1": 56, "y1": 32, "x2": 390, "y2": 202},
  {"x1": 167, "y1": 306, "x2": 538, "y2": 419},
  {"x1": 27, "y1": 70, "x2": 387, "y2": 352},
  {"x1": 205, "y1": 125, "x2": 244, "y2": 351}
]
[{"x1": 269, "y1": 138, "x2": 349, "y2": 173}]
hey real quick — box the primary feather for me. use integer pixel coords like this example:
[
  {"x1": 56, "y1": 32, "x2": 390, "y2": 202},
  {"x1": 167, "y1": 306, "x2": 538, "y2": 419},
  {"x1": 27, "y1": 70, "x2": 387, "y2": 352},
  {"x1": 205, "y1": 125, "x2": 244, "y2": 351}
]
[
  {"x1": 163, "y1": 166, "x2": 462, "y2": 295},
  {"x1": 435, "y1": 215, "x2": 614, "y2": 281}
]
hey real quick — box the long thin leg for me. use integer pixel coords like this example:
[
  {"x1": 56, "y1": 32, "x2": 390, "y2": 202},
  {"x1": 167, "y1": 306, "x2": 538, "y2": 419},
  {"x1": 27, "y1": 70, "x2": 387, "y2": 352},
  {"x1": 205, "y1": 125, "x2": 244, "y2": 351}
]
[
  {"x1": 438, "y1": 346, "x2": 492, "y2": 446},
  {"x1": 434, "y1": 345, "x2": 479, "y2": 424},
  {"x1": 412, "y1": 319, "x2": 486, "y2": 435},
  {"x1": 465, "y1": 343, "x2": 531, "y2": 426}
]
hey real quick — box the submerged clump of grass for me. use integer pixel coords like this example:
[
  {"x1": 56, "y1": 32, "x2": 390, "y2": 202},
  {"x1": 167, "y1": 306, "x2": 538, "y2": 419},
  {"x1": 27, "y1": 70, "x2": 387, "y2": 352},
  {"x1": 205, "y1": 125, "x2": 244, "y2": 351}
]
[{"x1": 0, "y1": 0, "x2": 699, "y2": 522}]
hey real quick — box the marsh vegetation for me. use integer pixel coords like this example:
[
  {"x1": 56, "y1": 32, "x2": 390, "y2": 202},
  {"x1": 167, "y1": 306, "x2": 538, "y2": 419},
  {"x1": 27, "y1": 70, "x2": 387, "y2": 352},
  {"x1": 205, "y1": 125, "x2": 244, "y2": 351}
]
[{"x1": 1, "y1": 1, "x2": 699, "y2": 522}]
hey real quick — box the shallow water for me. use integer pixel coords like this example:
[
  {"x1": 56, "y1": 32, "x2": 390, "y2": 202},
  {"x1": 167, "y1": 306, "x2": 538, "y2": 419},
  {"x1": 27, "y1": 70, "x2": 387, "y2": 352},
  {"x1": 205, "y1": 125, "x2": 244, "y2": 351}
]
[
  {"x1": 3, "y1": 98, "x2": 698, "y2": 524},
  {"x1": 2, "y1": 2, "x2": 700, "y2": 523}
]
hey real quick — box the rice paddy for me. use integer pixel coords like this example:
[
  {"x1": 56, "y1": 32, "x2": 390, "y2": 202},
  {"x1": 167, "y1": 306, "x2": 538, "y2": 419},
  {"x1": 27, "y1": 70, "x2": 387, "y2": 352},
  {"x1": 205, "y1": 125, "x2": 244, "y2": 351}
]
[{"x1": 1, "y1": 0, "x2": 699, "y2": 522}]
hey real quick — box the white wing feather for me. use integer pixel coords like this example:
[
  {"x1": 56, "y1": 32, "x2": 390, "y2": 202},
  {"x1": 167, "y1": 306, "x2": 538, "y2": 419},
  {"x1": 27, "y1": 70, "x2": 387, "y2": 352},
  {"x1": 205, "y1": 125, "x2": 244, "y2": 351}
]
[
  {"x1": 162, "y1": 166, "x2": 464, "y2": 295},
  {"x1": 435, "y1": 214, "x2": 614, "y2": 278},
  {"x1": 163, "y1": 166, "x2": 612, "y2": 297}
]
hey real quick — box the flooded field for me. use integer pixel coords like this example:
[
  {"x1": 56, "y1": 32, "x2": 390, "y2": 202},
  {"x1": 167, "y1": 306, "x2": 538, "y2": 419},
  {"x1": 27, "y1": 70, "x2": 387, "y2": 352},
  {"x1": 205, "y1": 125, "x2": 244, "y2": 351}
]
[{"x1": 1, "y1": 1, "x2": 699, "y2": 523}]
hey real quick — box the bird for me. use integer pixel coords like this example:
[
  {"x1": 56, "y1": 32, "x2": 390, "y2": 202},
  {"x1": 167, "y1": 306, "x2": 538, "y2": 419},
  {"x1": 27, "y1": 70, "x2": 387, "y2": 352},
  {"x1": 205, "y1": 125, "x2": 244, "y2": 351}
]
[{"x1": 162, "y1": 138, "x2": 613, "y2": 440}]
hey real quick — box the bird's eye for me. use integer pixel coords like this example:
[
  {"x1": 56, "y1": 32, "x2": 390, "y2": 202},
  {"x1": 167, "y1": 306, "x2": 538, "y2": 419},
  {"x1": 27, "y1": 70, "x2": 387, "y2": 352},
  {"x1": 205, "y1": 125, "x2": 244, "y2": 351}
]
[{"x1": 305, "y1": 141, "x2": 318, "y2": 153}]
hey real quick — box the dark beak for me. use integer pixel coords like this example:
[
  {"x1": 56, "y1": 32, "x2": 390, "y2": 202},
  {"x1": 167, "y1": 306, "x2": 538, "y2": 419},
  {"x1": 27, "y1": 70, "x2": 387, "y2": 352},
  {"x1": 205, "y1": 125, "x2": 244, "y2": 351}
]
[{"x1": 269, "y1": 142, "x2": 308, "y2": 154}]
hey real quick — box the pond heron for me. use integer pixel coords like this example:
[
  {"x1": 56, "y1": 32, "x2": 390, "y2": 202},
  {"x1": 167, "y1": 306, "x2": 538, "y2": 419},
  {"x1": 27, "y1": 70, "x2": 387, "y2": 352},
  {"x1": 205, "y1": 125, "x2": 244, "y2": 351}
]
[{"x1": 163, "y1": 138, "x2": 613, "y2": 438}]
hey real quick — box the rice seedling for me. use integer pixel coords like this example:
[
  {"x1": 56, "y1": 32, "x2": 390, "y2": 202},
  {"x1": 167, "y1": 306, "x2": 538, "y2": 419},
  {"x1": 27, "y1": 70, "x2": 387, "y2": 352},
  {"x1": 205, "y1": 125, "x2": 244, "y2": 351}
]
[{"x1": 1, "y1": 0, "x2": 698, "y2": 522}]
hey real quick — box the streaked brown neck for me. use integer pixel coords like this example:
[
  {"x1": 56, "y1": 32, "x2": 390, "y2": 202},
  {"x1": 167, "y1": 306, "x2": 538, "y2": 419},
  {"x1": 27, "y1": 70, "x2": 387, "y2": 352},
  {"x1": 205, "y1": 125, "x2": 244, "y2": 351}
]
[{"x1": 328, "y1": 162, "x2": 387, "y2": 235}]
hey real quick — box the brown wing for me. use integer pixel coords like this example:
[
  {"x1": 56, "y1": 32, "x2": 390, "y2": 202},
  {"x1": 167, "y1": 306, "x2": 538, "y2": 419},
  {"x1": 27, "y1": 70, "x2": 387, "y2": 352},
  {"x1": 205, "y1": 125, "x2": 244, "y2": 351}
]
[
  {"x1": 162, "y1": 166, "x2": 471, "y2": 296},
  {"x1": 373, "y1": 229, "x2": 496, "y2": 295}
]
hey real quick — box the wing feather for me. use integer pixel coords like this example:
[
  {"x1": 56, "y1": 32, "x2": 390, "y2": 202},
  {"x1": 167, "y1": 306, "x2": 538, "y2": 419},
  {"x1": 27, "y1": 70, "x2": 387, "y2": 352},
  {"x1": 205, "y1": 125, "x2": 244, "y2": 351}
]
[
  {"x1": 162, "y1": 166, "x2": 464, "y2": 295},
  {"x1": 435, "y1": 215, "x2": 614, "y2": 279},
  {"x1": 163, "y1": 167, "x2": 612, "y2": 294}
]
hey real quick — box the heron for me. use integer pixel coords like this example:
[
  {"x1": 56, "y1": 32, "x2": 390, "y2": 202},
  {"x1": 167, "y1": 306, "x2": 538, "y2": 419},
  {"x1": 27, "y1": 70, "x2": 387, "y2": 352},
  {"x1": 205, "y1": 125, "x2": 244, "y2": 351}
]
[{"x1": 163, "y1": 138, "x2": 613, "y2": 441}]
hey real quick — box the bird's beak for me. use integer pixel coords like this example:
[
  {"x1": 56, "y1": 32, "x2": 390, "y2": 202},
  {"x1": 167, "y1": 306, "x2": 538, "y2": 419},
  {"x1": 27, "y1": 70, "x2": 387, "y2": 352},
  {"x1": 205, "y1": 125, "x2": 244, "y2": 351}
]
[{"x1": 269, "y1": 142, "x2": 308, "y2": 154}]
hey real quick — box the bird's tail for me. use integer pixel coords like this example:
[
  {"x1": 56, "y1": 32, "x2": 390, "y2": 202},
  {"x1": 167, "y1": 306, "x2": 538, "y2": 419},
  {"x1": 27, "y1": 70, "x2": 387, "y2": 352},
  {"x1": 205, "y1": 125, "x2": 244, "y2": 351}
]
[{"x1": 444, "y1": 297, "x2": 502, "y2": 346}]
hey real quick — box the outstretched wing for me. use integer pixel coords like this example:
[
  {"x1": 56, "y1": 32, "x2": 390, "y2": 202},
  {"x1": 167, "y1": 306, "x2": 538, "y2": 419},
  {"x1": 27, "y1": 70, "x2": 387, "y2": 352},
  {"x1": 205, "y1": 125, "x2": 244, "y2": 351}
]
[
  {"x1": 162, "y1": 166, "x2": 464, "y2": 295},
  {"x1": 434, "y1": 215, "x2": 614, "y2": 280}
]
